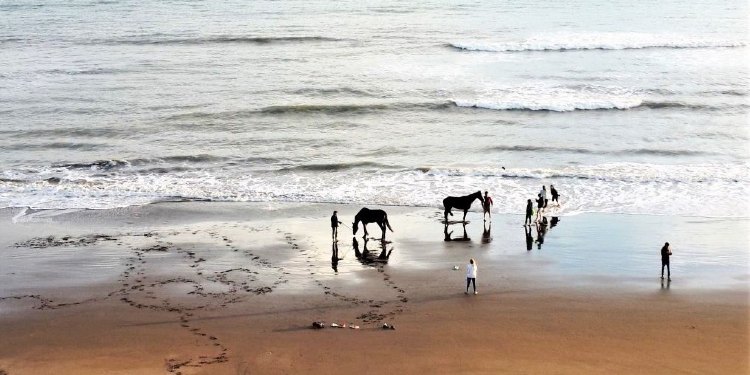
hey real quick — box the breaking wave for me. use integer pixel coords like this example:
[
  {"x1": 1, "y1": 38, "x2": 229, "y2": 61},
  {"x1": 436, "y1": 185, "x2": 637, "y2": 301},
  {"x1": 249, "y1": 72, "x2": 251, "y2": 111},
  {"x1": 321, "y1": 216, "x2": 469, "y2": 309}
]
[
  {"x1": 485, "y1": 145, "x2": 717, "y2": 157},
  {"x1": 257, "y1": 102, "x2": 450, "y2": 114},
  {"x1": 51, "y1": 154, "x2": 229, "y2": 171},
  {"x1": 448, "y1": 33, "x2": 745, "y2": 52},
  {"x1": 279, "y1": 162, "x2": 403, "y2": 172},
  {"x1": 454, "y1": 99, "x2": 734, "y2": 112},
  {"x1": 166, "y1": 102, "x2": 451, "y2": 119},
  {"x1": 1, "y1": 162, "x2": 747, "y2": 218},
  {"x1": 450, "y1": 84, "x2": 737, "y2": 112},
  {"x1": 163, "y1": 97, "x2": 733, "y2": 119}
]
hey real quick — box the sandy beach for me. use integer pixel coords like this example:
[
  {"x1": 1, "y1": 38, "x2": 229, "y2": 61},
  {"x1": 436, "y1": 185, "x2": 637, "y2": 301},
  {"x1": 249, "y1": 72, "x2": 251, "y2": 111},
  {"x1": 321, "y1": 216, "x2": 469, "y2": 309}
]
[
  {"x1": 0, "y1": 203, "x2": 747, "y2": 374},
  {"x1": 2, "y1": 0, "x2": 748, "y2": 373}
]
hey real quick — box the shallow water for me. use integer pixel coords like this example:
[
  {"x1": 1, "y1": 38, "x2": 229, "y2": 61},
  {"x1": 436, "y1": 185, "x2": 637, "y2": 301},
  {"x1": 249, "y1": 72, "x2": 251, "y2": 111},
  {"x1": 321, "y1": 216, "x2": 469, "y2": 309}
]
[{"x1": 1, "y1": 204, "x2": 745, "y2": 298}]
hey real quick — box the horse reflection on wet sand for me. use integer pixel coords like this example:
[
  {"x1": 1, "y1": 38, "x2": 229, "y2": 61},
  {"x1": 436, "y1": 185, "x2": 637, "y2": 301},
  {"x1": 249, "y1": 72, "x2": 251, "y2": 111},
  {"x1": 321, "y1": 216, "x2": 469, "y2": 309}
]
[
  {"x1": 353, "y1": 237, "x2": 393, "y2": 265},
  {"x1": 443, "y1": 191, "x2": 484, "y2": 222},
  {"x1": 444, "y1": 223, "x2": 470, "y2": 242}
]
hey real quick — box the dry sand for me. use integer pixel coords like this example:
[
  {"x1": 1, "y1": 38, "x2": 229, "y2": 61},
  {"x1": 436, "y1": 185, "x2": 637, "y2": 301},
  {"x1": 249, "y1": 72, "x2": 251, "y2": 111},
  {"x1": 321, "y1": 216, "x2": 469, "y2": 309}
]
[{"x1": 0, "y1": 203, "x2": 747, "y2": 374}]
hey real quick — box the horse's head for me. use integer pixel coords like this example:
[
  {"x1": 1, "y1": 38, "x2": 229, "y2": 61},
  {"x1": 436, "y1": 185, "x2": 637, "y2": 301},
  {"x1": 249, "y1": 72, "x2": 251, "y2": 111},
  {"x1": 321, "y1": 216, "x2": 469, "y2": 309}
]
[
  {"x1": 476, "y1": 191, "x2": 485, "y2": 204},
  {"x1": 352, "y1": 221, "x2": 358, "y2": 235}
]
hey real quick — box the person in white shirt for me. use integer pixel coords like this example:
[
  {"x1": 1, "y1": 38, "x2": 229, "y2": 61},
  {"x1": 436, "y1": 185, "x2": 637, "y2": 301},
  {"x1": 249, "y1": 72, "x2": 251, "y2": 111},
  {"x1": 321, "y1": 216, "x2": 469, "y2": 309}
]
[{"x1": 465, "y1": 258, "x2": 478, "y2": 295}]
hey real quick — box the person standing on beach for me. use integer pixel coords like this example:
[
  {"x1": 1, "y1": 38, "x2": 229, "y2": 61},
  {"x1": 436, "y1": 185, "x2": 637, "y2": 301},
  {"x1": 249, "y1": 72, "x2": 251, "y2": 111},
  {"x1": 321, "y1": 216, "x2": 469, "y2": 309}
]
[
  {"x1": 525, "y1": 199, "x2": 533, "y2": 226},
  {"x1": 482, "y1": 191, "x2": 493, "y2": 221},
  {"x1": 331, "y1": 211, "x2": 342, "y2": 240},
  {"x1": 540, "y1": 186, "x2": 548, "y2": 209},
  {"x1": 661, "y1": 242, "x2": 672, "y2": 281},
  {"x1": 465, "y1": 258, "x2": 478, "y2": 295},
  {"x1": 550, "y1": 185, "x2": 559, "y2": 206},
  {"x1": 535, "y1": 194, "x2": 544, "y2": 222}
]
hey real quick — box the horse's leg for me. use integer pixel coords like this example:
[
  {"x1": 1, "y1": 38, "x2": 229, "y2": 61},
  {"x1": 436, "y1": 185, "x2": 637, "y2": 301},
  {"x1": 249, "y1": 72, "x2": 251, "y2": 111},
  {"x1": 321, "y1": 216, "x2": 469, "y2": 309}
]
[
  {"x1": 379, "y1": 222, "x2": 386, "y2": 240},
  {"x1": 363, "y1": 223, "x2": 368, "y2": 238},
  {"x1": 463, "y1": 209, "x2": 468, "y2": 222}
]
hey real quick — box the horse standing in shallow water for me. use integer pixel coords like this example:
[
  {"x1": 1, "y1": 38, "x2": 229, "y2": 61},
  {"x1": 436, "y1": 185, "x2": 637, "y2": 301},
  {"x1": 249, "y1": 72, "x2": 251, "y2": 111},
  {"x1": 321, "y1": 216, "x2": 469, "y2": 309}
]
[
  {"x1": 443, "y1": 191, "x2": 484, "y2": 222},
  {"x1": 353, "y1": 208, "x2": 393, "y2": 240}
]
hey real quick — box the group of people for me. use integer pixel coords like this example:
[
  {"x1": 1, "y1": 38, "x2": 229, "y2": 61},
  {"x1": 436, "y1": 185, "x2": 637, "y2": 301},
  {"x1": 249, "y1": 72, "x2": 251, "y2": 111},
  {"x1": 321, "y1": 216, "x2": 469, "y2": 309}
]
[
  {"x1": 480, "y1": 184, "x2": 561, "y2": 228},
  {"x1": 525, "y1": 184, "x2": 559, "y2": 226}
]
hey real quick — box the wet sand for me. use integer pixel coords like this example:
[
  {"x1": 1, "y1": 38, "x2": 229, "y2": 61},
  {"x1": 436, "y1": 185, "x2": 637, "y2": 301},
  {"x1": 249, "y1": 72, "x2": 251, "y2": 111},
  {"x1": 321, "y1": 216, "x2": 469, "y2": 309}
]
[{"x1": 0, "y1": 203, "x2": 747, "y2": 374}]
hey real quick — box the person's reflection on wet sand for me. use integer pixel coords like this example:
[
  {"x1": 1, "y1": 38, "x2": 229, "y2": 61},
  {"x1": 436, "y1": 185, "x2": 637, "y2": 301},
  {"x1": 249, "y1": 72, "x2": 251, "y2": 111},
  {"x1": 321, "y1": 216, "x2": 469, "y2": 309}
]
[
  {"x1": 353, "y1": 237, "x2": 392, "y2": 265},
  {"x1": 660, "y1": 278, "x2": 671, "y2": 291},
  {"x1": 525, "y1": 225, "x2": 534, "y2": 251},
  {"x1": 535, "y1": 219, "x2": 547, "y2": 249},
  {"x1": 331, "y1": 241, "x2": 339, "y2": 273},
  {"x1": 481, "y1": 221, "x2": 492, "y2": 244},
  {"x1": 550, "y1": 216, "x2": 560, "y2": 229}
]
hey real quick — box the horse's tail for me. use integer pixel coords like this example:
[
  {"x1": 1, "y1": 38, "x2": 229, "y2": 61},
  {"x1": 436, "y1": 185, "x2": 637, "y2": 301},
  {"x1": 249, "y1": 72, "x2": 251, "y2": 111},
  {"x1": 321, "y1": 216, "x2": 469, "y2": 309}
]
[{"x1": 385, "y1": 214, "x2": 394, "y2": 232}]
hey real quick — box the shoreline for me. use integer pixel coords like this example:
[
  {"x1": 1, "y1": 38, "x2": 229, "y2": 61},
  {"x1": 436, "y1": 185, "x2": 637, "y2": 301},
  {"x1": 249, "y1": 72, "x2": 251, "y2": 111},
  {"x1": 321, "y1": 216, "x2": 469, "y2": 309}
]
[{"x1": 0, "y1": 202, "x2": 747, "y2": 374}]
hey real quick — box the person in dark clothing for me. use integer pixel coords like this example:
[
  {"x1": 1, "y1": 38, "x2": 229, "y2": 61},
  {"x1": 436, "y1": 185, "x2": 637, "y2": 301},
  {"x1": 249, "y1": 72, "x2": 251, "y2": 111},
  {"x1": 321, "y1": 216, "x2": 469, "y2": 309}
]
[
  {"x1": 550, "y1": 216, "x2": 559, "y2": 229},
  {"x1": 525, "y1": 199, "x2": 534, "y2": 226},
  {"x1": 661, "y1": 242, "x2": 672, "y2": 280},
  {"x1": 550, "y1": 185, "x2": 560, "y2": 205},
  {"x1": 331, "y1": 211, "x2": 342, "y2": 240}
]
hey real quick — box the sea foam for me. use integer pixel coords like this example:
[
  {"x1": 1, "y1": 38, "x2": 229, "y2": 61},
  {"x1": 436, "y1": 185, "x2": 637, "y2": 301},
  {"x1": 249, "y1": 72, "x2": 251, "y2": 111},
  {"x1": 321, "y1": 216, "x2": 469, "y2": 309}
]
[
  {"x1": 452, "y1": 85, "x2": 643, "y2": 112},
  {"x1": 449, "y1": 32, "x2": 745, "y2": 52},
  {"x1": 1, "y1": 162, "x2": 747, "y2": 218}
]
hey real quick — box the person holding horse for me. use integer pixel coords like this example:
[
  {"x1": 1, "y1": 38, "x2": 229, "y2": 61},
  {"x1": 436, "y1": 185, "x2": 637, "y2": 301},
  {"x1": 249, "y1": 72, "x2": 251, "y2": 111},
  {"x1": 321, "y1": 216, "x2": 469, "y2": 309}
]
[
  {"x1": 331, "y1": 210, "x2": 342, "y2": 240},
  {"x1": 482, "y1": 191, "x2": 493, "y2": 221}
]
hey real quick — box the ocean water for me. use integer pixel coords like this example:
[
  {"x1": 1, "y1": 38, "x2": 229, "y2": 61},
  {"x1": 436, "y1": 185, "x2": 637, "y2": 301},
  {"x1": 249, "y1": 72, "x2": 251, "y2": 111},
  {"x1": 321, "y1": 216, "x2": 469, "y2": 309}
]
[{"x1": 1, "y1": 0, "x2": 748, "y2": 217}]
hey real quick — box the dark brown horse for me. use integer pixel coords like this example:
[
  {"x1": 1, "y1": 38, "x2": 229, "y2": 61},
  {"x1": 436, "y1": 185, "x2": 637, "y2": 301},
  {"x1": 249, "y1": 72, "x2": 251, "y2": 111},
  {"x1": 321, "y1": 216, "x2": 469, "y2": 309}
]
[
  {"x1": 443, "y1": 191, "x2": 484, "y2": 222},
  {"x1": 353, "y1": 207, "x2": 393, "y2": 240}
]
